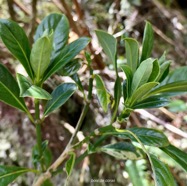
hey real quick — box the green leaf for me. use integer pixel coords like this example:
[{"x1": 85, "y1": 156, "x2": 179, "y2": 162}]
[
  {"x1": 114, "y1": 77, "x2": 121, "y2": 108},
  {"x1": 125, "y1": 160, "x2": 146, "y2": 186},
  {"x1": 95, "y1": 75, "x2": 110, "y2": 112},
  {"x1": 31, "y1": 32, "x2": 53, "y2": 83},
  {"x1": 162, "y1": 66, "x2": 187, "y2": 84},
  {"x1": 97, "y1": 126, "x2": 169, "y2": 147},
  {"x1": 65, "y1": 152, "x2": 76, "y2": 177},
  {"x1": 150, "y1": 155, "x2": 176, "y2": 186},
  {"x1": 0, "y1": 19, "x2": 33, "y2": 78},
  {"x1": 0, "y1": 166, "x2": 33, "y2": 186},
  {"x1": 121, "y1": 65, "x2": 133, "y2": 99},
  {"x1": 149, "y1": 81, "x2": 187, "y2": 96},
  {"x1": 34, "y1": 13, "x2": 69, "y2": 61},
  {"x1": 149, "y1": 60, "x2": 160, "y2": 81},
  {"x1": 160, "y1": 144, "x2": 187, "y2": 172},
  {"x1": 158, "y1": 51, "x2": 167, "y2": 65},
  {"x1": 140, "y1": 21, "x2": 154, "y2": 62},
  {"x1": 16, "y1": 74, "x2": 51, "y2": 100},
  {"x1": 58, "y1": 59, "x2": 81, "y2": 76},
  {"x1": 117, "y1": 128, "x2": 169, "y2": 147},
  {"x1": 43, "y1": 37, "x2": 90, "y2": 81},
  {"x1": 71, "y1": 73, "x2": 84, "y2": 92},
  {"x1": 95, "y1": 30, "x2": 117, "y2": 69},
  {"x1": 100, "y1": 142, "x2": 144, "y2": 160},
  {"x1": 125, "y1": 38, "x2": 139, "y2": 73},
  {"x1": 132, "y1": 95, "x2": 169, "y2": 109},
  {"x1": 44, "y1": 83, "x2": 77, "y2": 116},
  {"x1": 0, "y1": 64, "x2": 28, "y2": 112},
  {"x1": 157, "y1": 61, "x2": 170, "y2": 82},
  {"x1": 42, "y1": 179, "x2": 53, "y2": 186},
  {"x1": 131, "y1": 58, "x2": 155, "y2": 93},
  {"x1": 128, "y1": 82, "x2": 159, "y2": 107}
]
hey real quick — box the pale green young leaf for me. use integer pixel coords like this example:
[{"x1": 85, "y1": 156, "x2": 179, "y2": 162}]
[
  {"x1": 43, "y1": 37, "x2": 90, "y2": 81},
  {"x1": 148, "y1": 60, "x2": 160, "y2": 81},
  {"x1": 150, "y1": 155, "x2": 176, "y2": 186},
  {"x1": 0, "y1": 166, "x2": 35, "y2": 186},
  {"x1": 0, "y1": 19, "x2": 33, "y2": 78},
  {"x1": 95, "y1": 75, "x2": 110, "y2": 112},
  {"x1": 23, "y1": 85, "x2": 52, "y2": 100},
  {"x1": 0, "y1": 64, "x2": 28, "y2": 112},
  {"x1": 44, "y1": 83, "x2": 77, "y2": 116},
  {"x1": 16, "y1": 73, "x2": 32, "y2": 96},
  {"x1": 65, "y1": 152, "x2": 76, "y2": 177},
  {"x1": 125, "y1": 38, "x2": 139, "y2": 73},
  {"x1": 34, "y1": 13, "x2": 69, "y2": 61},
  {"x1": 95, "y1": 30, "x2": 117, "y2": 69},
  {"x1": 31, "y1": 32, "x2": 53, "y2": 83},
  {"x1": 160, "y1": 144, "x2": 187, "y2": 172},
  {"x1": 131, "y1": 58, "x2": 155, "y2": 93},
  {"x1": 140, "y1": 21, "x2": 154, "y2": 62},
  {"x1": 128, "y1": 82, "x2": 159, "y2": 107},
  {"x1": 16, "y1": 73, "x2": 51, "y2": 100},
  {"x1": 100, "y1": 142, "x2": 144, "y2": 160}
]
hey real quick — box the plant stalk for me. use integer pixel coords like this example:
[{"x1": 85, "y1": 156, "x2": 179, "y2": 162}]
[{"x1": 33, "y1": 64, "x2": 94, "y2": 185}]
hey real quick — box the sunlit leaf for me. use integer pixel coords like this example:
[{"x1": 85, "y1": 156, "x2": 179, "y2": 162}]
[{"x1": 0, "y1": 19, "x2": 33, "y2": 78}]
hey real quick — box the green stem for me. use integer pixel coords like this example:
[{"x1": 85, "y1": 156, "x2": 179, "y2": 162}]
[
  {"x1": 34, "y1": 99, "x2": 44, "y2": 172},
  {"x1": 33, "y1": 63, "x2": 94, "y2": 185}
]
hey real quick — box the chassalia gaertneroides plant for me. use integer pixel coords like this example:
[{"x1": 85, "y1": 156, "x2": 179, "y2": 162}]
[{"x1": 0, "y1": 13, "x2": 187, "y2": 186}]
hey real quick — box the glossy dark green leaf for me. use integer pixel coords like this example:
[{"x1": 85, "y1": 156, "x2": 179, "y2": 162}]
[
  {"x1": 58, "y1": 59, "x2": 81, "y2": 76},
  {"x1": 127, "y1": 128, "x2": 169, "y2": 147},
  {"x1": 125, "y1": 38, "x2": 139, "y2": 73},
  {"x1": 71, "y1": 73, "x2": 84, "y2": 92},
  {"x1": 31, "y1": 32, "x2": 53, "y2": 83},
  {"x1": 160, "y1": 144, "x2": 187, "y2": 172},
  {"x1": 162, "y1": 66, "x2": 187, "y2": 84},
  {"x1": 113, "y1": 77, "x2": 121, "y2": 112},
  {"x1": 128, "y1": 82, "x2": 159, "y2": 107},
  {"x1": 157, "y1": 61, "x2": 170, "y2": 82},
  {"x1": 131, "y1": 58, "x2": 155, "y2": 93},
  {"x1": 100, "y1": 142, "x2": 144, "y2": 160},
  {"x1": 0, "y1": 64, "x2": 28, "y2": 112},
  {"x1": 121, "y1": 65, "x2": 133, "y2": 98},
  {"x1": 150, "y1": 155, "x2": 176, "y2": 186},
  {"x1": 95, "y1": 75, "x2": 110, "y2": 112},
  {"x1": 16, "y1": 74, "x2": 51, "y2": 100},
  {"x1": 95, "y1": 30, "x2": 117, "y2": 69},
  {"x1": 97, "y1": 126, "x2": 169, "y2": 147},
  {"x1": 0, "y1": 166, "x2": 33, "y2": 186},
  {"x1": 132, "y1": 95, "x2": 169, "y2": 109},
  {"x1": 43, "y1": 37, "x2": 90, "y2": 81},
  {"x1": 44, "y1": 83, "x2": 77, "y2": 116},
  {"x1": 140, "y1": 21, "x2": 154, "y2": 62},
  {"x1": 149, "y1": 81, "x2": 187, "y2": 96},
  {"x1": 117, "y1": 128, "x2": 169, "y2": 147},
  {"x1": 149, "y1": 60, "x2": 160, "y2": 81},
  {"x1": 65, "y1": 152, "x2": 76, "y2": 176},
  {"x1": 34, "y1": 13, "x2": 69, "y2": 61},
  {"x1": 0, "y1": 19, "x2": 33, "y2": 78}
]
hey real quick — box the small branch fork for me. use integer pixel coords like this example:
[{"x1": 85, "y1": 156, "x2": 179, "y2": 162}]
[{"x1": 33, "y1": 61, "x2": 93, "y2": 186}]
